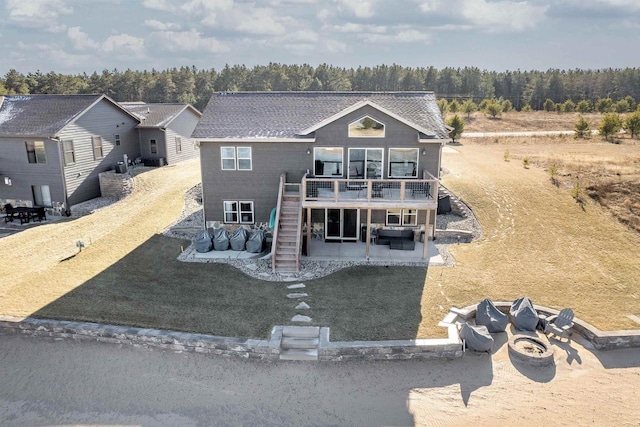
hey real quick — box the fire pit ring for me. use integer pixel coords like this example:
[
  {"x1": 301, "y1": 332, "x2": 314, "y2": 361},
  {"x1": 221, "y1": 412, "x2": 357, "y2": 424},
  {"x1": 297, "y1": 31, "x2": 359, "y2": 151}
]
[{"x1": 508, "y1": 334, "x2": 554, "y2": 366}]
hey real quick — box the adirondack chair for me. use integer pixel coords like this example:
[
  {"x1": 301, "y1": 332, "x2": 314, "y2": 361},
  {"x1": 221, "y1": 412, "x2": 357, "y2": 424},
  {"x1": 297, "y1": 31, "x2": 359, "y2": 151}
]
[{"x1": 544, "y1": 308, "x2": 575, "y2": 340}]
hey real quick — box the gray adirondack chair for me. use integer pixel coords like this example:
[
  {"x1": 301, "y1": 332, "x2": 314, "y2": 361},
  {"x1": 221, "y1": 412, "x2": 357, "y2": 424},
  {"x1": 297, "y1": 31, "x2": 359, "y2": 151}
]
[{"x1": 544, "y1": 308, "x2": 574, "y2": 340}]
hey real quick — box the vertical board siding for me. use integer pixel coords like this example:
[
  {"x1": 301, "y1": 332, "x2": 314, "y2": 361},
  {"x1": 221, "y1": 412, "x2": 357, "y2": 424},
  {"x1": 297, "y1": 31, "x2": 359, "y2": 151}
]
[
  {"x1": 57, "y1": 100, "x2": 140, "y2": 206},
  {"x1": 0, "y1": 137, "x2": 65, "y2": 206}
]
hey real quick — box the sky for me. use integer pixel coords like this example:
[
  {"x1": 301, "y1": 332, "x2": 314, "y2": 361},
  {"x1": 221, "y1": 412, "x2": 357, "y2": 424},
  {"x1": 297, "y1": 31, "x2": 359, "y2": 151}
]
[{"x1": 1, "y1": 0, "x2": 639, "y2": 75}]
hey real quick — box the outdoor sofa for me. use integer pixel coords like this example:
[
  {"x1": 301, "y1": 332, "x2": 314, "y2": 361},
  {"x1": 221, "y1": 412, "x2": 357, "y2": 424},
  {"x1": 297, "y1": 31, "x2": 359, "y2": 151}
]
[{"x1": 375, "y1": 228, "x2": 416, "y2": 250}]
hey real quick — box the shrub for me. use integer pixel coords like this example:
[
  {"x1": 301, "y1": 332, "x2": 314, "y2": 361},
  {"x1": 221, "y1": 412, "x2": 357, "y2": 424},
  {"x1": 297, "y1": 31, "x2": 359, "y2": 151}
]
[
  {"x1": 484, "y1": 99, "x2": 502, "y2": 118},
  {"x1": 598, "y1": 113, "x2": 623, "y2": 141},
  {"x1": 521, "y1": 103, "x2": 532, "y2": 112},
  {"x1": 448, "y1": 100, "x2": 460, "y2": 114},
  {"x1": 504, "y1": 149, "x2": 510, "y2": 162},
  {"x1": 616, "y1": 99, "x2": 630, "y2": 113},
  {"x1": 501, "y1": 99, "x2": 513, "y2": 113},
  {"x1": 563, "y1": 100, "x2": 576, "y2": 113},
  {"x1": 624, "y1": 95, "x2": 636, "y2": 111},
  {"x1": 623, "y1": 111, "x2": 640, "y2": 139},
  {"x1": 574, "y1": 115, "x2": 591, "y2": 138},
  {"x1": 437, "y1": 98, "x2": 448, "y2": 115},
  {"x1": 462, "y1": 99, "x2": 477, "y2": 119},
  {"x1": 555, "y1": 103, "x2": 564, "y2": 114},
  {"x1": 596, "y1": 97, "x2": 614, "y2": 113},
  {"x1": 446, "y1": 114, "x2": 465, "y2": 143},
  {"x1": 572, "y1": 177, "x2": 586, "y2": 206},
  {"x1": 576, "y1": 100, "x2": 592, "y2": 114},
  {"x1": 543, "y1": 98, "x2": 555, "y2": 112},
  {"x1": 548, "y1": 159, "x2": 560, "y2": 185},
  {"x1": 522, "y1": 157, "x2": 530, "y2": 168}
]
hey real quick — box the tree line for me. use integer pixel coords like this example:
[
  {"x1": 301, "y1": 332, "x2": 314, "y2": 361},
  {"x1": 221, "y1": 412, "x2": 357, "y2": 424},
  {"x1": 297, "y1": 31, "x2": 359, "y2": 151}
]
[{"x1": 1, "y1": 64, "x2": 639, "y2": 112}]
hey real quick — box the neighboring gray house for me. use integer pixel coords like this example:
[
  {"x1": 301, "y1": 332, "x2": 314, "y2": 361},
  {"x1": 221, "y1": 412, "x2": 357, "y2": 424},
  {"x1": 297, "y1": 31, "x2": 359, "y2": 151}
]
[
  {"x1": 0, "y1": 94, "x2": 140, "y2": 214},
  {"x1": 121, "y1": 103, "x2": 202, "y2": 166},
  {"x1": 193, "y1": 92, "x2": 450, "y2": 271}
]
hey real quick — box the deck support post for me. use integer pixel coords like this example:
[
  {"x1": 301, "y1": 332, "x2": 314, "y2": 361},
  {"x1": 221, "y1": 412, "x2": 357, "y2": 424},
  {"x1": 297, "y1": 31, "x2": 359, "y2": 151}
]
[
  {"x1": 306, "y1": 207, "x2": 311, "y2": 256},
  {"x1": 423, "y1": 210, "x2": 431, "y2": 259},
  {"x1": 365, "y1": 208, "x2": 371, "y2": 257}
]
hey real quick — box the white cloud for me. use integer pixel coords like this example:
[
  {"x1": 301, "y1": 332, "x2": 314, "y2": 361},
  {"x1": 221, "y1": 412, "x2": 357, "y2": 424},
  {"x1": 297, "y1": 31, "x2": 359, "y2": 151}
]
[
  {"x1": 141, "y1": 0, "x2": 176, "y2": 12},
  {"x1": 416, "y1": 0, "x2": 548, "y2": 33},
  {"x1": 330, "y1": 23, "x2": 387, "y2": 33},
  {"x1": 67, "y1": 27, "x2": 100, "y2": 50},
  {"x1": 5, "y1": 0, "x2": 72, "y2": 32},
  {"x1": 100, "y1": 34, "x2": 146, "y2": 57},
  {"x1": 180, "y1": 1, "x2": 287, "y2": 36},
  {"x1": 324, "y1": 39, "x2": 349, "y2": 53},
  {"x1": 358, "y1": 28, "x2": 430, "y2": 44},
  {"x1": 395, "y1": 29, "x2": 430, "y2": 42},
  {"x1": 336, "y1": 0, "x2": 376, "y2": 18},
  {"x1": 149, "y1": 29, "x2": 229, "y2": 53},
  {"x1": 144, "y1": 19, "x2": 181, "y2": 31}
]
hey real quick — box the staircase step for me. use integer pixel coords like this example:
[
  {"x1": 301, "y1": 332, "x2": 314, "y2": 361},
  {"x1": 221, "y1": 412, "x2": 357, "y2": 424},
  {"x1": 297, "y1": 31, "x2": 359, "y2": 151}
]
[
  {"x1": 282, "y1": 326, "x2": 320, "y2": 338},
  {"x1": 281, "y1": 337, "x2": 319, "y2": 349},
  {"x1": 280, "y1": 349, "x2": 318, "y2": 361}
]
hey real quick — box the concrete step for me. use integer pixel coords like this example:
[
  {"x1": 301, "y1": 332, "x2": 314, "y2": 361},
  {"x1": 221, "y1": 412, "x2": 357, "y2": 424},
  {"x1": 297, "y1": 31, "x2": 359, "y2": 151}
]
[
  {"x1": 281, "y1": 337, "x2": 319, "y2": 349},
  {"x1": 282, "y1": 326, "x2": 320, "y2": 338},
  {"x1": 279, "y1": 348, "x2": 318, "y2": 361}
]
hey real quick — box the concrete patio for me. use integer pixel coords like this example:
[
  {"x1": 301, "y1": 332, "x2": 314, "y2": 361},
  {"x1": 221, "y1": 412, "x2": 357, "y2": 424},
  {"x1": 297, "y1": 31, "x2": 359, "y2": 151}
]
[{"x1": 191, "y1": 238, "x2": 444, "y2": 266}]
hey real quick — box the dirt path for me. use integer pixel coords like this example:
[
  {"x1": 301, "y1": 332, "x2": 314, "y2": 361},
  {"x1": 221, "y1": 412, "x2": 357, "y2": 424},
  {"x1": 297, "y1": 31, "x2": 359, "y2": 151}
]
[
  {"x1": 0, "y1": 333, "x2": 638, "y2": 426},
  {"x1": 0, "y1": 160, "x2": 201, "y2": 316}
]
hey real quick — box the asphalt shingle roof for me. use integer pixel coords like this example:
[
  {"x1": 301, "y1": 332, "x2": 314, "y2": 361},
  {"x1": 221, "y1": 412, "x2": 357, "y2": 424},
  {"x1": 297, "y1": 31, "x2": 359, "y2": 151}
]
[
  {"x1": 0, "y1": 94, "x2": 103, "y2": 137},
  {"x1": 192, "y1": 92, "x2": 449, "y2": 140},
  {"x1": 121, "y1": 103, "x2": 192, "y2": 128}
]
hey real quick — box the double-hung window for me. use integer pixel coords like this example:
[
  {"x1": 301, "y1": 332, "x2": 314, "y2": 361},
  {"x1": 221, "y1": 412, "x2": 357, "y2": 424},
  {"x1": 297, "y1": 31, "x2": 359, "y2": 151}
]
[
  {"x1": 92, "y1": 136, "x2": 104, "y2": 160},
  {"x1": 223, "y1": 201, "x2": 254, "y2": 224},
  {"x1": 26, "y1": 141, "x2": 46, "y2": 164},
  {"x1": 62, "y1": 140, "x2": 75, "y2": 166},
  {"x1": 150, "y1": 139, "x2": 157, "y2": 154},
  {"x1": 221, "y1": 147, "x2": 252, "y2": 170},
  {"x1": 386, "y1": 209, "x2": 418, "y2": 226},
  {"x1": 176, "y1": 137, "x2": 182, "y2": 153}
]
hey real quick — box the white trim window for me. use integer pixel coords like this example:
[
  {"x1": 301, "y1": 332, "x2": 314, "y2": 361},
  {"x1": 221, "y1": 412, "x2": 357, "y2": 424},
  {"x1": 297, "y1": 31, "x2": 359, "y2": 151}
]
[
  {"x1": 348, "y1": 148, "x2": 383, "y2": 179},
  {"x1": 62, "y1": 140, "x2": 75, "y2": 166},
  {"x1": 314, "y1": 147, "x2": 343, "y2": 177},
  {"x1": 26, "y1": 141, "x2": 46, "y2": 164},
  {"x1": 176, "y1": 137, "x2": 182, "y2": 153},
  {"x1": 386, "y1": 209, "x2": 418, "y2": 226},
  {"x1": 92, "y1": 136, "x2": 104, "y2": 160},
  {"x1": 221, "y1": 147, "x2": 252, "y2": 170},
  {"x1": 389, "y1": 148, "x2": 418, "y2": 178},
  {"x1": 348, "y1": 116, "x2": 385, "y2": 138},
  {"x1": 223, "y1": 201, "x2": 254, "y2": 224}
]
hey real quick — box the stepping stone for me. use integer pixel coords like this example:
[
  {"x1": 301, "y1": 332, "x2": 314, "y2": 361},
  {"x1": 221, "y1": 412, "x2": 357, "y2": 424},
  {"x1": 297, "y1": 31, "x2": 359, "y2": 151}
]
[
  {"x1": 282, "y1": 326, "x2": 319, "y2": 337},
  {"x1": 295, "y1": 302, "x2": 310, "y2": 310},
  {"x1": 287, "y1": 283, "x2": 306, "y2": 289},
  {"x1": 287, "y1": 293, "x2": 308, "y2": 299},
  {"x1": 291, "y1": 315, "x2": 312, "y2": 323}
]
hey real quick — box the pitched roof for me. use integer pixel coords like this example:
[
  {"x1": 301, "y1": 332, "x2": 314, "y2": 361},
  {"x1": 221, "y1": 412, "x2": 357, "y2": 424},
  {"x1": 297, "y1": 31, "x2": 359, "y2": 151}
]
[
  {"x1": 121, "y1": 103, "x2": 201, "y2": 128},
  {"x1": 192, "y1": 92, "x2": 449, "y2": 140},
  {"x1": 0, "y1": 94, "x2": 106, "y2": 137}
]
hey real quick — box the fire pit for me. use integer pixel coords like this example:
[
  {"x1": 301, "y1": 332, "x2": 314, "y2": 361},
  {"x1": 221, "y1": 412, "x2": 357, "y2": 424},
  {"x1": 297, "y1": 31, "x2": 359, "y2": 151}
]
[{"x1": 508, "y1": 335, "x2": 554, "y2": 366}]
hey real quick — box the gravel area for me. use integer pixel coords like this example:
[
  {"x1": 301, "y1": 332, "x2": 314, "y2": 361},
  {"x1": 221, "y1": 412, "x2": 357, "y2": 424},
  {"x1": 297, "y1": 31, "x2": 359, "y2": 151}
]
[{"x1": 165, "y1": 183, "x2": 483, "y2": 280}]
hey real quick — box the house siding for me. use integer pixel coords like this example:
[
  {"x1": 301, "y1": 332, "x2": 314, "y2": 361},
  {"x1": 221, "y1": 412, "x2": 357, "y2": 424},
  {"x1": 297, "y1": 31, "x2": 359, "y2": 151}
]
[
  {"x1": 138, "y1": 128, "x2": 167, "y2": 162},
  {"x1": 164, "y1": 108, "x2": 200, "y2": 165},
  {"x1": 201, "y1": 104, "x2": 442, "y2": 224},
  {"x1": 57, "y1": 100, "x2": 139, "y2": 206},
  {"x1": 0, "y1": 137, "x2": 65, "y2": 208}
]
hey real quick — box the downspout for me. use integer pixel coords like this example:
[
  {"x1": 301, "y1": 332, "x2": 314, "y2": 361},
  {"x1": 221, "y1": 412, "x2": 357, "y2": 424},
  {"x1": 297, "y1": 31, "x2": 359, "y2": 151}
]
[{"x1": 52, "y1": 136, "x2": 70, "y2": 215}]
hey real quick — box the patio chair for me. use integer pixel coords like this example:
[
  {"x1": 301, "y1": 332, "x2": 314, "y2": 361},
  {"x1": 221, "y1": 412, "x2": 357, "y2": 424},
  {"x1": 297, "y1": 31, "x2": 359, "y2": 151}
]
[{"x1": 544, "y1": 308, "x2": 574, "y2": 341}]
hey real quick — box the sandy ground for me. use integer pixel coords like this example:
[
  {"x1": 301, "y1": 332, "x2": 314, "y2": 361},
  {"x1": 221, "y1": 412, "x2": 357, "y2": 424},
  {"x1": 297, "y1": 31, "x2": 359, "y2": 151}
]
[{"x1": 0, "y1": 332, "x2": 638, "y2": 426}]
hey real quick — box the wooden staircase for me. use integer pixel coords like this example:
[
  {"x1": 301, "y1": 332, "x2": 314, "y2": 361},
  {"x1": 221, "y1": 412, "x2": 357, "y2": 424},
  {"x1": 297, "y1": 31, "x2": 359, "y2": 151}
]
[{"x1": 273, "y1": 190, "x2": 302, "y2": 273}]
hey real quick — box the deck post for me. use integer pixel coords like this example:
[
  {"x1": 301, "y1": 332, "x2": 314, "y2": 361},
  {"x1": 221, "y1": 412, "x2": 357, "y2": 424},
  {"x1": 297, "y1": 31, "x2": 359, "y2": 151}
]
[
  {"x1": 423, "y1": 210, "x2": 431, "y2": 259},
  {"x1": 366, "y1": 208, "x2": 371, "y2": 257},
  {"x1": 306, "y1": 207, "x2": 311, "y2": 256}
]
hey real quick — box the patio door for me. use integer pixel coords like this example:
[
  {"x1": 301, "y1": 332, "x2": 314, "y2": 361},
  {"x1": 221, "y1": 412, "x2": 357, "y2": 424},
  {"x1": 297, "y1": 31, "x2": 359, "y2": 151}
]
[{"x1": 326, "y1": 209, "x2": 359, "y2": 241}]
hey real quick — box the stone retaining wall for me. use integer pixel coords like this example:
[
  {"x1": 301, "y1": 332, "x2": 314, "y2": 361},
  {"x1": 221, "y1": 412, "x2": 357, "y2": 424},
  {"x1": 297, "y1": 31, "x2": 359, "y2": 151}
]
[
  {"x1": 454, "y1": 302, "x2": 640, "y2": 350},
  {"x1": 99, "y1": 170, "x2": 135, "y2": 199}
]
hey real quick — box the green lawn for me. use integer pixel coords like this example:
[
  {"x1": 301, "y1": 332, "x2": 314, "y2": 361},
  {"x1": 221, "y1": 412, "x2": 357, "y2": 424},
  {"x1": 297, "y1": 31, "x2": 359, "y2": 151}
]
[{"x1": 33, "y1": 234, "x2": 428, "y2": 340}]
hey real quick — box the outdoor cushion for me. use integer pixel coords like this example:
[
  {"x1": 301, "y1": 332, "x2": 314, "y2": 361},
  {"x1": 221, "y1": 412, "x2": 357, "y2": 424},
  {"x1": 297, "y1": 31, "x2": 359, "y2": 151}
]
[
  {"x1": 213, "y1": 228, "x2": 230, "y2": 251},
  {"x1": 459, "y1": 323, "x2": 494, "y2": 352},
  {"x1": 230, "y1": 228, "x2": 250, "y2": 251},
  {"x1": 509, "y1": 297, "x2": 540, "y2": 331},
  {"x1": 195, "y1": 229, "x2": 213, "y2": 253},
  {"x1": 476, "y1": 298, "x2": 509, "y2": 333}
]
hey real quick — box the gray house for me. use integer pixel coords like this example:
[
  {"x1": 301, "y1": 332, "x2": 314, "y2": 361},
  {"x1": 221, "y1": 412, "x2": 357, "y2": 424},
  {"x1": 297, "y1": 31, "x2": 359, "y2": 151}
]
[
  {"x1": 0, "y1": 94, "x2": 140, "y2": 215},
  {"x1": 193, "y1": 92, "x2": 450, "y2": 271},
  {"x1": 121, "y1": 103, "x2": 202, "y2": 166}
]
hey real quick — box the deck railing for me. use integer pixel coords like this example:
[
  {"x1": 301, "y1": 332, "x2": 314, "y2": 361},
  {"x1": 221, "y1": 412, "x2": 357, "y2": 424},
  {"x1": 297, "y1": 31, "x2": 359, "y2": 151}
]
[{"x1": 301, "y1": 174, "x2": 438, "y2": 204}]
